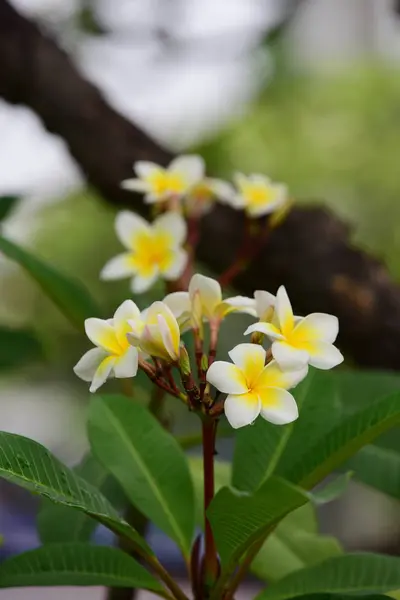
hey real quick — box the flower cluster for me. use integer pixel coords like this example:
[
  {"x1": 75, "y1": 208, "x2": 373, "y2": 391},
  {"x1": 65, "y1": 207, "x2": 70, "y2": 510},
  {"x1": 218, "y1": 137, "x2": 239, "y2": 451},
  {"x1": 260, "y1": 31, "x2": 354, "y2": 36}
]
[{"x1": 75, "y1": 273, "x2": 343, "y2": 429}]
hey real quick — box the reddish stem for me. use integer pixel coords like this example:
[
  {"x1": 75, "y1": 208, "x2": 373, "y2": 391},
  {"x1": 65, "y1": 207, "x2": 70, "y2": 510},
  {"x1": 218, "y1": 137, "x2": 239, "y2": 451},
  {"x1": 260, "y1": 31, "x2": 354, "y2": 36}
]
[{"x1": 202, "y1": 419, "x2": 219, "y2": 583}]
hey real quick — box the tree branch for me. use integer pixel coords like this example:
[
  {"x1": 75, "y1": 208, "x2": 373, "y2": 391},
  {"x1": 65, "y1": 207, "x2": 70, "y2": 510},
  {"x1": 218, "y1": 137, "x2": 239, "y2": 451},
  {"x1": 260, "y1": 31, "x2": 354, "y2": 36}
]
[{"x1": 1, "y1": 0, "x2": 400, "y2": 369}]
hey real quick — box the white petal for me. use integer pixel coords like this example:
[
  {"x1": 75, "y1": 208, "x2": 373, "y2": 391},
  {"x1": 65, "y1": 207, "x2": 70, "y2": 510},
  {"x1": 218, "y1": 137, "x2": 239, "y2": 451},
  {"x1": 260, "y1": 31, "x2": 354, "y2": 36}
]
[
  {"x1": 255, "y1": 360, "x2": 308, "y2": 390},
  {"x1": 100, "y1": 253, "x2": 136, "y2": 281},
  {"x1": 228, "y1": 343, "x2": 266, "y2": 374},
  {"x1": 222, "y1": 296, "x2": 257, "y2": 317},
  {"x1": 274, "y1": 286, "x2": 294, "y2": 334},
  {"x1": 259, "y1": 388, "x2": 299, "y2": 425},
  {"x1": 169, "y1": 154, "x2": 204, "y2": 185},
  {"x1": 73, "y1": 348, "x2": 108, "y2": 382},
  {"x1": 163, "y1": 291, "x2": 191, "y2": 318},
  {"x1": 209, "y1": 179, "x2": 235, "y2": 202},
  {"x1": 134, "y1": 161, "x2": 163, "y2": 179},
  {"x1": 189, "y1": 273, "x2": 221, "y2": 318},
  {"x1": 206, "y1": 361, "x2": 248, "y2": 394},
  {"x1": 113, "y1": 346, "x2": 139, "y2": 378},
  {"x1": 90, "y1": 356, "x2": 116, "y2": 393},
  {"x1": 224, "y1": 392, "x2": 261, "y2": 429},
  {"x1": 244, "y1": 321, "x2": 284, "y2": 340},
  {"x1": 254, "y1": 290, "x2": 276, "y2": 319},
  {"x1": 157, "y1": 314, "x2": 178, "y2": 361},
  {"x1": 115, "y1": 211, "x2": 150, "y2": 249},
  {"x1": 163, "y1": 248, "x2": 188, "y2": 280},
  {"x1": 84, "y1": 318, "x2": 120, "y2": 354},
  {"x1": 292, "y1": 313, "x2": 339, "y2": 344},
  {"x1": 226, "y1": 194, "x2": 246, "y2": 209},
  {"x1": 121, "y1": 178, "x2": 149, "y2": 193},
  {"x1": 154, "y1": 212, "x2": 187, "y2": 247},
  {"x1": 113, "y1": 300, "x2": 141, "y2": 346},
  {"x1": 130, "y1": 271, "x2": 159, "y2": 294},
  {"x1": 272, "y1": 341, "x2": 309, "y2": 370},
  {"x1": 307, "y1": 342, "x2": 344, "y2": 370}
]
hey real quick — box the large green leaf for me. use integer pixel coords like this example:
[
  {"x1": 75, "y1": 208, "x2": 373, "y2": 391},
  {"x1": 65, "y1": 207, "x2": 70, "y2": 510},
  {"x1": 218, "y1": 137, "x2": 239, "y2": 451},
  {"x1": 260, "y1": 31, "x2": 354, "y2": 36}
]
[
  {"x1": 0, "y1": 431, "x2": 148, "y2": 552},
  {"x1": 188, "y1": 456, "x2": 231, "y2": 524},
  {"x1": 0, "y1": 543, "x2": 161, "y2": 590},
  {"x1": 208, "y1": 476, "x2": 308, "y2": 569},
  {"x1": 256, "y1": 554, "x2": 400, "y2": 600},
  {"x1": 37, "y1": 454, "x2": 126, "y2": 544},
  {"x1": 0, "y1": 235, "x2": 100, "y2": 328},
  {"x1": 349, "y1": 444, "x2": 400, "y2": 500},
  {"x1": 232, "y1": 371, "x2": 340, "y2": 492},
  {"x1": 276, "y1": 391, "x2": 400, "y2": 489},
  {"x1": 88, "y1": 394, "x2": 195, "y2": 556},
  {"x1": 252, "y1": 505, "x2": 342, "y2": 582},
  {"x1": 0, "y1": 195, "x2": 19, "y2": 221},
  {"x1": 0, "y1": 326, "x2": 43, "y2": 369}
]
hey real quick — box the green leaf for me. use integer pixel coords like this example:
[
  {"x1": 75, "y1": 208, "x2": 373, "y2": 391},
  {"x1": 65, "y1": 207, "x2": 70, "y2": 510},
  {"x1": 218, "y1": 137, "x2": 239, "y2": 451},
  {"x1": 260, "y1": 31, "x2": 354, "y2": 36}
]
[
  {"x1": 0, "y1": 195, "x2": 19, "y2": 221},
  {"x1": 0, "y1": 326, "x2": 43, "y2": 369},
  {"x1": 256, "y1": 554, "x2": 400, "y2": 600},
  {"x1": 312, "y1": 472, "x2": 353, "y2": 506},
  {"x1": 349, "y1": 444, "x2": 400, "y2": 500},
  {"x1": 252, "y1": 505, "x2": 342, "y2": 582},
  {"x1": 0, "y1": 543, "x2": 161, "y2": 590},
  {"x1": 232, "y1": 371, "x2": 340, "y2": 492},
  {"x1": 0, "y1": 235, "x2": 100, "y2": 328},
  {"x1": 37, "y1": 454, "x2": 126, "y2": 544},
  {"x1": 188, "y1": 457, "x2": 232, "y2": 524},
  {"x1": 208, "y1": 476, "x2": 308, "y2": 569},
  {"x1": 277, "y1": 391, "x2": 400, "y2": 489},
  {"x1": 0, "y1": 431, "x2": 148, "y2": 552},
  {"x1": 88, "y1": 394, "x2": 195, "y2": 556}
]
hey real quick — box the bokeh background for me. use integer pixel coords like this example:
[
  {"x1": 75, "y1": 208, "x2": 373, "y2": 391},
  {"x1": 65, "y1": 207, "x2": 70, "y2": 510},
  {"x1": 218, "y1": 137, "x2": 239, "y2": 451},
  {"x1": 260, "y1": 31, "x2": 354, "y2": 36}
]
[{"x1": 1, "y1": 0, "x2": 400, "y2": 596}]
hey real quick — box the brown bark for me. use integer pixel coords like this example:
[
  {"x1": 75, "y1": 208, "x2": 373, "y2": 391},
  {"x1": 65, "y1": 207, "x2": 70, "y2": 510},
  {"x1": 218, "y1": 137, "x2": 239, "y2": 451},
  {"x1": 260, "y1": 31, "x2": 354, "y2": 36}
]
[{"x1": 1, "y1": 0, "x2": 400, "y2": 369}]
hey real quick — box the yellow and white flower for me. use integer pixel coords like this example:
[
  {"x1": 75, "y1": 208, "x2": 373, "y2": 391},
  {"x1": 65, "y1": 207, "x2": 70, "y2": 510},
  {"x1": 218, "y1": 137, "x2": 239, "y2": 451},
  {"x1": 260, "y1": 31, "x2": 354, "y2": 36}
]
[
  {"x1": 163, "y1": 273, "x2": 256, "y2": 330},
  {"x1": 127, "y1": 301, "x2": 180, "y2": 362},
  {"x1": 101, "y1": 211, "x2": 188, "y2": 293},
  {"x1": 206, "y1": 343, "x2": 306, "y2": 429},
  {"x1": 245, "y1": 286, "x2": 344, "y2": 371},
  {"x1": 230, "y1": 173, "x2": 287, "y2": 218},
  {"x1": 121, "y1": 155, "x2": 204, "y2": 204},
  {"x1": 74, "y1": 300, "x2": 142, "y2": 392},
  {"x1": 185, "y1": 178, "x2": 235, "y2": 216}
]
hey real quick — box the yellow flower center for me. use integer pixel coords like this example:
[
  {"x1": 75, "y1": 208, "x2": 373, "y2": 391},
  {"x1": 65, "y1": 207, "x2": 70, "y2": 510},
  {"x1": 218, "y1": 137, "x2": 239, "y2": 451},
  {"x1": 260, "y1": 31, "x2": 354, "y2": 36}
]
[
  {"x1": 243, "y1": 183, "x2": 275, "y2": 208},
  {"x1": 191, "y1": 183, "x2": 213, "y2": 204},
  {"x1": 131, "y1": 230, "x2": 174, "y2": 276},
  {"x1": 147, "y1": 170, "x2": 186, "y2": 196}
]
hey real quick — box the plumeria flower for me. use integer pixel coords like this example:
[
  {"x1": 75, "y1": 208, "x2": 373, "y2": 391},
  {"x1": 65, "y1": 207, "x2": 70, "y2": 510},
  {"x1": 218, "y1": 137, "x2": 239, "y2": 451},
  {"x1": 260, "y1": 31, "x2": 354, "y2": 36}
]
[
  {"x1": 101, "y1": 211, "x2": 188, "y2": 293},
  {"x1": 127, "y1": 301, "x2": 180, "y2": 363},
  {"x1": 121, "y1": 155, "x2": 204, "y2": 204},
  {"x1": 74, "y1": 300, "x2": 142, "y2": 393},
  {"x1": 245, "y1": 286, "x2": 344, "y2": 371},
  {"x1": 230, "y1": 173, "x2": 288, "y2": 218},
  {"x1": 185, "y1": 178, "x2": 235, "y2": 217},
  {"x1": 206, "y1": 343, "x2": 306, "y2": 429},
  {"x1": 163, "y1": 273, "x2": 256, "y2": 331}
]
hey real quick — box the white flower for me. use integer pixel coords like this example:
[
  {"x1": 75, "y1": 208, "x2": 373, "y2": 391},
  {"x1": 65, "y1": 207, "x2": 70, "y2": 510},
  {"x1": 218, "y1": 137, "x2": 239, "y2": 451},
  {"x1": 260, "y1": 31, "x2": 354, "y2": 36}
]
[
  {"x1": 163, "y1": 273, "x2": 256, "y2": 330},
  {"x1": 127, "y1": 301, "x2": 180, "y2": 363},
  {"x1": 101, "y1": 211, "x2": 188, "y2": 293},
  {"x1": 121, "y1": 155, "x2": 205, "y2": 204},
  {"x1": 74, "y1": 300, "x2": 142, "y2": 393},
  {"x1": 245, "y1": 286, "x2": 344, "y2": 371},
  {"x1": 229, "y1": 173, "x2": 288, "y2": 218},
  {"x1": 206, "y1": 343, "x2": 306, "y2": 429},
  {"x1": 185, "y1": 178, "x2": 235, "y2": 216}
]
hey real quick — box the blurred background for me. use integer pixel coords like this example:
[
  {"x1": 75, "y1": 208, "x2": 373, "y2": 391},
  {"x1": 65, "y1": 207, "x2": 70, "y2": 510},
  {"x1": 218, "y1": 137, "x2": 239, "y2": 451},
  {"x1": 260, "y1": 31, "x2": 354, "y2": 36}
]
[{"x1": 1, "y1": 0, "x2": 400, "y2": 596}]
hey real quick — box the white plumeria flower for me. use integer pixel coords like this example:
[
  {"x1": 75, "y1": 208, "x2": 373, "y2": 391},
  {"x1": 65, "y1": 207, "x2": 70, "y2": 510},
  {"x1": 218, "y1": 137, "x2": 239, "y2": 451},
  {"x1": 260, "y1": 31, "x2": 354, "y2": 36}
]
[
  {"x1": 230, "y1": 173, "x2": 288, "y2": 218},
  {"x1": 121, "y1": 155, "x2": 205, "y2": 204},
  {"x1": 127, "y1": 301, "x2": 180, "y2": 363},
  {"x1": 185, "y1": 178, "x2": 235, "y2": 217},
  {"x1": 163, "y1": 273, "x2": 256, "y2": 330},
  {"x1": 254, "y1": 290, "x2": 276, "y2": 321},
  {"x1": 74, "y1": 300, "x2": 142, "y2": 393},
  {"x1": 206, "y1": 343, "x2": 306, "y2": 429},
  {"x1": 245, "y1": 286, "x2": 344, "y2": 371},
  {"x1": 101, "y1": 211, "x2": 188, "y2": 293}
]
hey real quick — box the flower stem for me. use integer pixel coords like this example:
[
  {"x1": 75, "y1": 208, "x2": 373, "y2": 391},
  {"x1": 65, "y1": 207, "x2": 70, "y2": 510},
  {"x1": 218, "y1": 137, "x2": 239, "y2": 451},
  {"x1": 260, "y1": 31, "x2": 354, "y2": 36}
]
[{"x1": 202, "y1": 418, "x2": 219, "y2": 585}]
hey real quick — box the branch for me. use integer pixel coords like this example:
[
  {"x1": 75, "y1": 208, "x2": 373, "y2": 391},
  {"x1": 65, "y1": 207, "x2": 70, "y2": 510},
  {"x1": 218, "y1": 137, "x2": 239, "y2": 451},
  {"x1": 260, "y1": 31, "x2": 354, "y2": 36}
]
[{"x1": 1, "y1": 0, "x2": 400, "y2": 369}]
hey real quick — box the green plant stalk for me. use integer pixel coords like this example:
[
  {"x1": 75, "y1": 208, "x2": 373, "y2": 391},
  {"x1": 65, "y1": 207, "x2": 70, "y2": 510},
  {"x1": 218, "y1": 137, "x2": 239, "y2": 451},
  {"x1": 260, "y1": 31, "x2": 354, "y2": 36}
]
[{"x1": 202, "y1": 418, "x2": 219, "y2": 585}]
